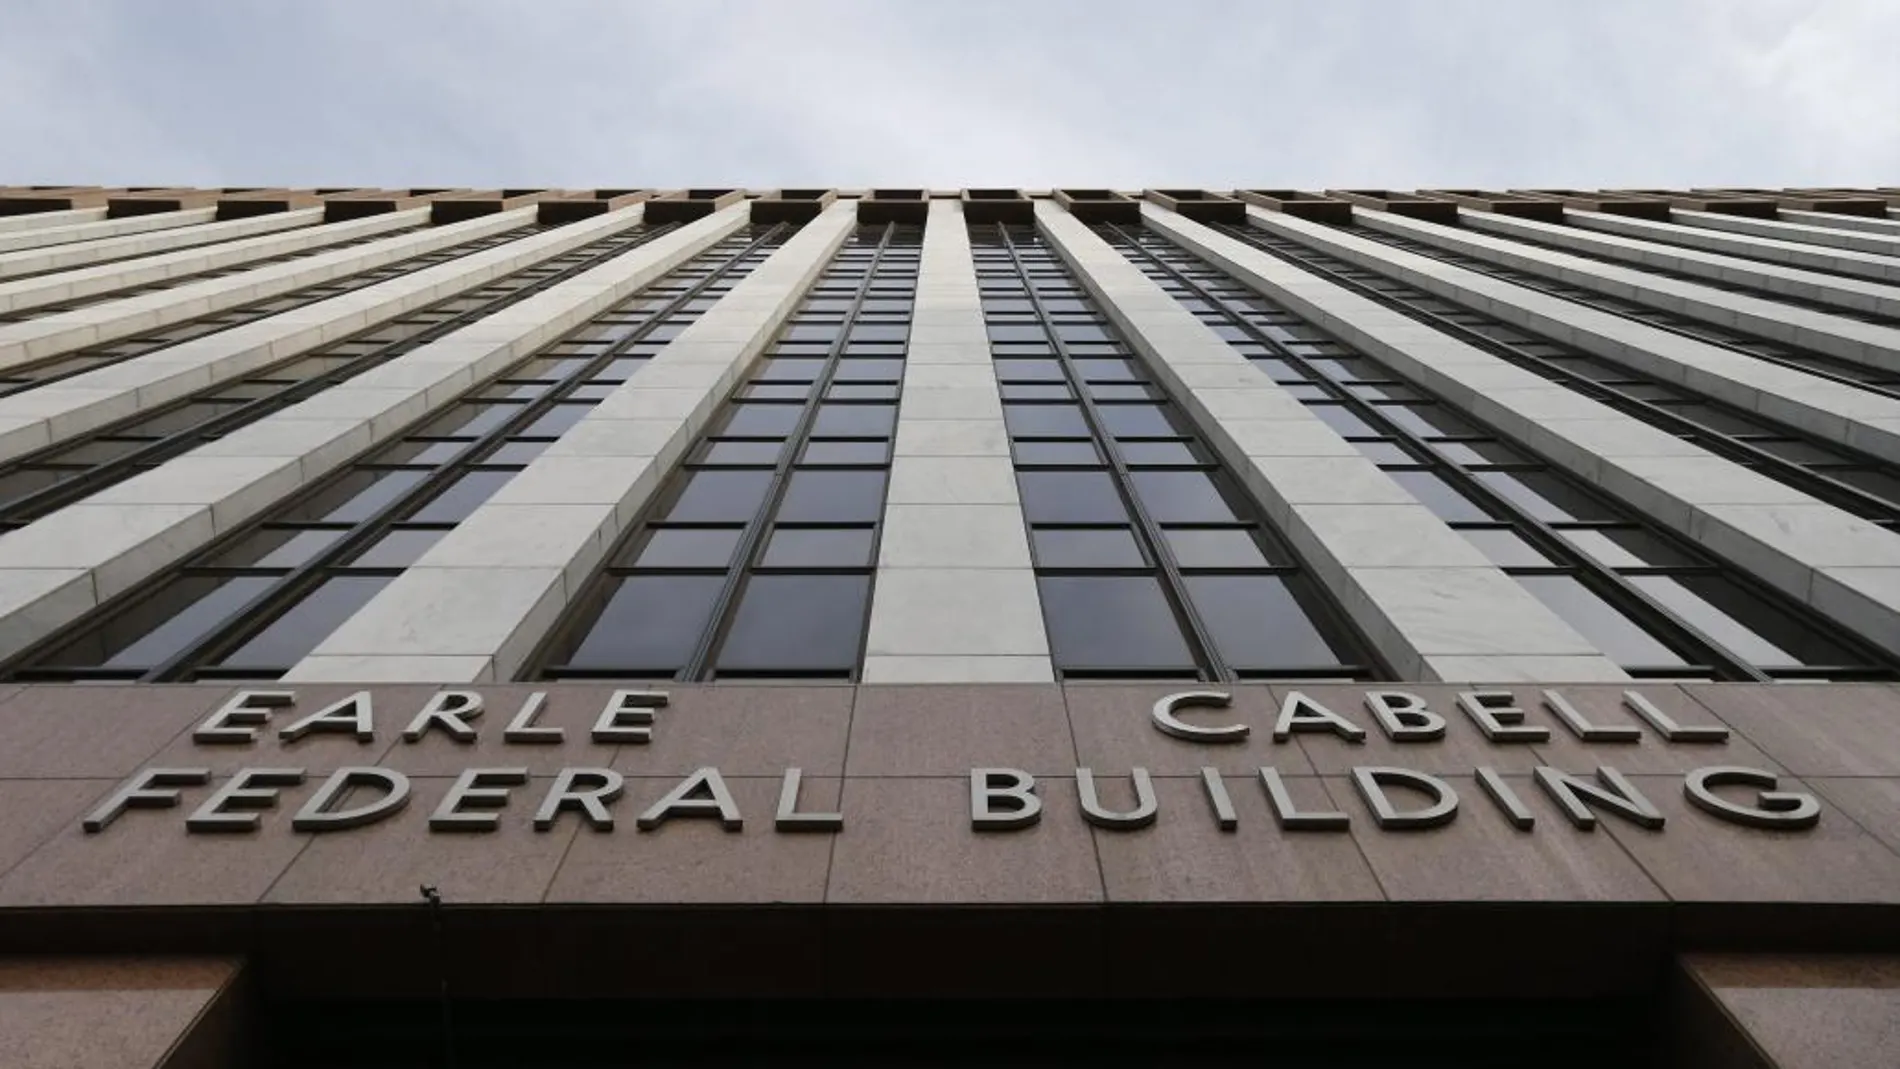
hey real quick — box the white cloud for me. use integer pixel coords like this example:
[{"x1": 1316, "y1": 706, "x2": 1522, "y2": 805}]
[{"x1": 1, "y1": 0, "x2": 1893, "y2": 187}]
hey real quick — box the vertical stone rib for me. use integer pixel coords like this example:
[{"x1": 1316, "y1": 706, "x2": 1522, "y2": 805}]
[
  {"x1": 0, "y1": 203, "x2": 743, "y2": 669},
  {"x1": 1154, "y1": 204, "x2": 1900, "y2": 662},
  {"x1": 1041, "y1": 200, "x2": 1627, "y2": 682},
  {"x1": 0, "y1": 206, "x2": 318, "y2": 285},
  {"x1": 862, "y1": 199, "x2": 1053, "y2": 682},
  {"x1": 0, "y1": 207, "x2": 204, "y2": 254},
  {"x1": 284, "y1": 201, "x2": 857, "y2": 683}
]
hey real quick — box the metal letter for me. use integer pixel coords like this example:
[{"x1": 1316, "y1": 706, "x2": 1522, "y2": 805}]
[
  {"x1": 193, "y1": 690, "x2": 294, "y2": 744},
  {"x1": 278, "y1": 691, "x2": 375, "y2": 743},
  {"x1": 503, "y1": 691, "x2": 562, "y2": 744},
  {"x1": 1624, "y1": 691, "x2": 1729, "y2": 743},
  {"x1": 1363, "y1": 691, "x2": 1444, "y2": 742},
  {"x1": 1200, "y1": 767, "x2": 1238, "y2": 831},
  {"x1": 1457, "y1": 690, "x2": 1549, "y2": 743},
  {"x1": 775, "y1": 768, "x2": 843, "y2": 833},
  {"x1": 1541, "y1": 689, "x2": 1640, "y2": 743},
  {"x1": 533, "y1": 768, "x2": 624, "y2": 832},
  {"x1": 1273, "y1": 691, "x2": 1366, "y2": 743},
  {"x1": 186, "y1": 768, "x2": 306, "y2": 833},
  {"x1": 593, "y1": 690, "x2": 666, "y2": 744},
  {"x1": 402, "y1": 691, "x2": 484, "y2": 743},
  {"x1": 1476, "y1": 766, "x2": 1535, "y2": 830},
  {"x1": 1532, "y1": 766, "x2": 1665, "y2": 831},
  {"x1": 1684, "y1": 767, "x2": 1820, "y2": 830},
  {"x1": 1150, "y1": 691, "x2": 1246, "y2": 742},
  {"x1": 292, "y1": 767, "x2": 412, "y2": 831},
  {"x1": 83, "y1": 768, "x2": 211, "y2": 833},
  {"x1": 1075, "y1": 767, "x2": 1158, "y2": 830},
  {"x1": 1350, "y1": 767, "x2": 1458, "y2": 830},
  {"x1": 969, "y1": 768, "x2": 1041, "y2": 831},
  {"x1": 429, "y1": 768, "x2": 528, "y2": 833},
  {"x1": 638, "y1": 767, "x2": 743, "y2": 831},
  {"x1": 1258, "y1": 767, "x2": 1349, "y2": 830}
]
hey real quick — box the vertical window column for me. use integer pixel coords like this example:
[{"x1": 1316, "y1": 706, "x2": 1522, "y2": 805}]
[
  {"x1": 862, "y1": 200, "x2": 1052, "y2": 682},
  {"x1": 1033, "y1": 200, "x2": 1628, "y2": 682},
  {"x1": 0, "y1": 206, "x2": 321, "y2": 315},
  {"x1": 1267, "y1": 210, "x2": 1900, "y2": 452},
  {"x1": 1463, "y1": 207, "x2": 1900, "y2": 309},
  {"x1": 517, "y1": 208, "x2": 907, "y2": 682},
  {"x1": 1138, "y1": 204, "x2": 1900, "y2": 677},
  {"x1": 288, "y1": 202, "x2": 864, "y2": 683},
  {"x1": 0, "y1": 206, "x2": 755, "y2": 676},
  {"x1": 0, "y1": 207, "x2": 148, "y2": 247},
  {"x1": 0, "y1": 204, "x2": 485, "y2": 371},
  {"x1": 0, "y1": 219, "x2": 668, "y2": 527},
  {"x1": 974, "y1": 219, "x2": 1384, "y2": 680}
]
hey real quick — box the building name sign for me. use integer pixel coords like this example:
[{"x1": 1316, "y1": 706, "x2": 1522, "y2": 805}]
[{"x1": 79, "y1": 688, "x2": 1819, "y2": 838}]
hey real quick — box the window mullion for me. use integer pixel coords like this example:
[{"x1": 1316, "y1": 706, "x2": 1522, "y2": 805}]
[
  {"x1": 138, "y1": 225, "x2": 789, "y2": 682},
  {"x1": 683, "y1": 223, "x2": 901, "y2": 680}
]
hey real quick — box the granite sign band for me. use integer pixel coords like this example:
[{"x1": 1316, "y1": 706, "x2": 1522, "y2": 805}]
[
  {"x1": 75, "y1": 688, "x2": 1819, "y2": 838},
  {"x1": 183, "y1": 686, "x2": 1737, "y2": 748}
]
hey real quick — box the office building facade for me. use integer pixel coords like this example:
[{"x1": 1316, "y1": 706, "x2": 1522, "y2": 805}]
[{"x1": 0, "y1": 183, "x2": 1895, "y2": 1066}]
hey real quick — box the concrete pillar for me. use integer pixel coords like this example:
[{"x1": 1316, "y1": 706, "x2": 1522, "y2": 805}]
[
  {"x1": 0, "y1": 207, "x2": 214, "y2": 256},
  {"x1": 0, "y1": 208, "x2": 439, "y2": 371},
  {"x1": 0, "y1": 204, "x2": 742, "y2": 665},
  {"x1": 1439, "y1": 208, "x2": 1900, "y2": 325},
  {"x1": 0, "y1": 957, "x2": 246, "y2": 1069},
  {"x1": 1673, "y1": 207, "x2": 1900, "y2": 257},
  {"x1": 0, "y1": 207, "x2": 373, "y2": 316},
  {"x1": 1151, "y1": 204, "x2": 1900, "y2": 659},
  {"x1": 861, "y1": 199, "x2": 1053, "y2": 683},
  {"x1": 0, "y1": 203, "x2": 655, "y2": 466},
  {"x1": 1780, "y1": 208, "x2": 1900, "y2": 237},
  {"x1": 0, "y1": 206, "x2": 108, "y2": 235},
  {"x1": 1280, "y1": 209, "x2": 1900, "y2": 466},
  {"x1": 1040, "y1": 200, "x2": 1627, "y2": 682},
  {"x1": 1356, "y1": 209, "x2": 1900, "y2": 373},
  {"x1": 283, "y1": 201, "x2": 850, "y2": 683},
  {"x1": 1559, "y1": 207, "x2": 1900, "y2": 286},
  {"x1": 1670, "y1": 955, "x2": 1900, "y2": 1069},
  {"x1": 0, "y1": 205, "x2": 319, "y2": 282}
]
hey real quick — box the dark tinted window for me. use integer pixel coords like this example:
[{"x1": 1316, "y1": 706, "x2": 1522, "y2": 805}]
[
  {"x1": 777, "y1": 470, "x2": 888, "y2": 523},
  {"x1": 14, "y1": 224, "x2": 791, "y2": 682},
  {"x1": 565, "y1": 576, "x2": 726, "y2": 671},
  {"x1": 1033, "y1": 527, "x2": 1146, "y2": 568},
  {"x1": 667, "y1": 470, "x2": 776, "y2": 523},
  {"x1": 1186, "y1": 575, "x2": 1344, "y2": 671},
  {"x1": 1039, "y1": 575, "x2": 1195, "y2": 671},
  {"x1": 975, "y1": 223, "x2": 1378, "y2": 682},
  {"x1": 1519, "y1": 575, "x2": 1688, "y2": 668},
  {"x1": 715, "y1": 575, "x2": 871, "y2": 673},
  {"x1": 1019, "y1": 471, "x2": 1127, "y2": 524},
  {"x1": 532, "y1": 224, "x2": 918, "y2": 681}
]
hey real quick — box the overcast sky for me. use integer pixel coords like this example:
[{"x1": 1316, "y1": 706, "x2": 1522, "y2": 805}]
[{"x1": 3, "y1": 0, "x2": 1895, "y2": 190}]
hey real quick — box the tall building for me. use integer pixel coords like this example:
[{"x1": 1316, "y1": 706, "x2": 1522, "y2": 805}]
[{"x1": 0, "y1": 183, "x2": 1895, "y2": 1066}]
